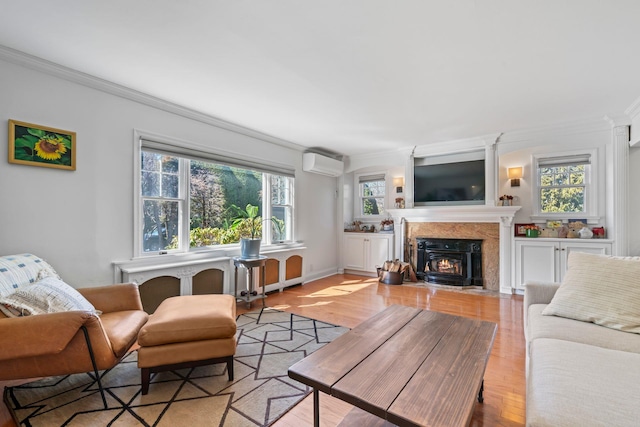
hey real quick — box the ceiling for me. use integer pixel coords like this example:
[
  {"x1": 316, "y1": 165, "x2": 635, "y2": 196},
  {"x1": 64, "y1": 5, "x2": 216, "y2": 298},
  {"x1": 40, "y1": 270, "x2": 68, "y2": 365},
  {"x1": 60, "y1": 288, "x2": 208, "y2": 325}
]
[{"x1": 2, "y1": 1, "x2": 640, "y2": 156}]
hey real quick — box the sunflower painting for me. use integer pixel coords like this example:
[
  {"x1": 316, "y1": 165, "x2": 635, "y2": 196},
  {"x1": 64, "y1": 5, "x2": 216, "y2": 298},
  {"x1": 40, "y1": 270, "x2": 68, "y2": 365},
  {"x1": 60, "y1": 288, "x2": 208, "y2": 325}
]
[{"x1": 8, "y1": 120, "x2": 76, "y2": 170}]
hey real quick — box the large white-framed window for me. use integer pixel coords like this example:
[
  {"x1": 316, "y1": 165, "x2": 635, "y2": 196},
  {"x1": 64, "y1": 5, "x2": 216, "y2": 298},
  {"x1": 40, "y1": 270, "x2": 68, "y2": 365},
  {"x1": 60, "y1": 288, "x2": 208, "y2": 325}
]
[
  {"x1": 134, "y1": 132, "x2": 295, "y2": 256},
  {"x1": 357, "y1": 173, "x2": 386, "y2": 218},
  {"x1": 532, "y1": 150, "x2": 598, "y2": 221}
]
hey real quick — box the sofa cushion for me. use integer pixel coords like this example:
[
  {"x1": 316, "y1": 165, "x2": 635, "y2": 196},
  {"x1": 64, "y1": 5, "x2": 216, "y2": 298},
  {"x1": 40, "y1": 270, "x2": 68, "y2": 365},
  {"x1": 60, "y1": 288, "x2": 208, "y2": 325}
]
[
  {"x1": 0, "y1": 253, "x2": 59, "y2": 297},
  {"x1": 0, "y1": 276, "x2": 98, "y2": 317},
  {"x1": 528, "y1": 338, "x2": 640, "y2": 427},
  {"x1": 528, "y1": 304, "x2": 640, "y2": 354},
  {"x1": 100, "y1": 310, "x2": 150, "y2": 358},
  {"x1": 542, "y1": 252, "x2": 640, "y2": 334}
]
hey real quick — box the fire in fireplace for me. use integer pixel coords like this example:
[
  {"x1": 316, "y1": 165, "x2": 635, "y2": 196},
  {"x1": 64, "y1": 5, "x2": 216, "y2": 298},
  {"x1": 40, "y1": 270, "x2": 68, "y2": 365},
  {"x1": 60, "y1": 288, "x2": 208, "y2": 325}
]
[{"x1": 415, "y1": 238, "x2": 482, "y2": 286}]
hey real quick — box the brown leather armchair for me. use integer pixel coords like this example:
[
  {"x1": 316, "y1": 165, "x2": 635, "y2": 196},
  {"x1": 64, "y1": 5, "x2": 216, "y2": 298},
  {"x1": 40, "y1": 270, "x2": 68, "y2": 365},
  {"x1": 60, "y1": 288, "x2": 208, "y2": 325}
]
[{"x1": 0, "y1": 255, "x2": 149, "y2": 407}]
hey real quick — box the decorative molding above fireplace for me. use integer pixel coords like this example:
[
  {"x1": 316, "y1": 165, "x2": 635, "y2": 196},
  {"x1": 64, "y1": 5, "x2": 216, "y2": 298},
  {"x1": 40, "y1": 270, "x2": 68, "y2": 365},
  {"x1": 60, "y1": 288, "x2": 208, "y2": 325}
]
[{"x1": 387, "y1": 205, "x2": 520, "y2": 225}]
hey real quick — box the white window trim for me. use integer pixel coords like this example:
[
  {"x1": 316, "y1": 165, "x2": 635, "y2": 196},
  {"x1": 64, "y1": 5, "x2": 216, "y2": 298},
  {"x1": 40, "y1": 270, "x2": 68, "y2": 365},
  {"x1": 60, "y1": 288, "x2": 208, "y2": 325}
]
[
  {"x1": 133, "y1": 130, "x2": 296, "y2": 258},
  {"x1": 354, "y1": 171, "x2": 387, "y2": 220},
  {"x1": 133, "y1": 130, "x2": 144, "y2": 257},
  {"x1": 267, "y1": 175, "x2": 295, "y2": 243},
  {"x1": 530, "y1": 148, "x2": 600, "y2": 223},
  {"x1": 135, "y1": 137, "x2": 192, "y2": 256}
]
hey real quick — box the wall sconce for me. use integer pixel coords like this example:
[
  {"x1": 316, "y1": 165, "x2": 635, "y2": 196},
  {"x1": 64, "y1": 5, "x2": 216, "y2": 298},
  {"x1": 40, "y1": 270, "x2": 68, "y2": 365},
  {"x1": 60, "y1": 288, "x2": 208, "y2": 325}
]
[
  {"x1": 508, "y1": 167, "x2": 523, "y2": 187},
  {"x1": 393, "y1": 177, "x2": 404, "y2": 193}
]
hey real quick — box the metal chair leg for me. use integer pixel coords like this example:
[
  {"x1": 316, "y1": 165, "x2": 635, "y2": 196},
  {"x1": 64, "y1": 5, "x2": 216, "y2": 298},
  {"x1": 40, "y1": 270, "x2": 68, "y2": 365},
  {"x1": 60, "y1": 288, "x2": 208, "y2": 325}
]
[{"x1": 80, "y1": 325, "x2": 108, "y2": 409}]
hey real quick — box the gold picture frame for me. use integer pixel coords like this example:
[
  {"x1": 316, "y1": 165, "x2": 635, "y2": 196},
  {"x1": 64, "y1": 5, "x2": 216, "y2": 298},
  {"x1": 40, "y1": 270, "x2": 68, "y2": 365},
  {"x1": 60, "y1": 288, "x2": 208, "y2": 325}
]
[{"x1": 8, "y1": 119, "x2": 76, "y2": 170}]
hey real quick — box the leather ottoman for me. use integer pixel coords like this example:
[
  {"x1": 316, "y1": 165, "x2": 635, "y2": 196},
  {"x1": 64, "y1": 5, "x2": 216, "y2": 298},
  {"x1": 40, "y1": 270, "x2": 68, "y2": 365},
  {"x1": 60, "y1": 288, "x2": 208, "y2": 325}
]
[{"x1": 137, "y1": 294, "x2": 237, "y2": 395}]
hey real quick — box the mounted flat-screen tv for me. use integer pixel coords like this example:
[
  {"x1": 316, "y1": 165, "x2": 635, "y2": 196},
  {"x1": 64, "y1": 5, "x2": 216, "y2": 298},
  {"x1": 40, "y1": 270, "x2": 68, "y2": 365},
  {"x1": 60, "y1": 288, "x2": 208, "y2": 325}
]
[{"x1": 414, "y1": 158, "x2": 485, "y2": 205}]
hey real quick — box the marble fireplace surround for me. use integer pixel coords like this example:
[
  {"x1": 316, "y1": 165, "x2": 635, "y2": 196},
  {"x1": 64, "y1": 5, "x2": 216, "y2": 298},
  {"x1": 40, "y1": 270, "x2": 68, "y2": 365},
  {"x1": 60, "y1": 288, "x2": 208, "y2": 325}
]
[{"x1": 387, "y1": 206, "x2": 520, "y2": 294}]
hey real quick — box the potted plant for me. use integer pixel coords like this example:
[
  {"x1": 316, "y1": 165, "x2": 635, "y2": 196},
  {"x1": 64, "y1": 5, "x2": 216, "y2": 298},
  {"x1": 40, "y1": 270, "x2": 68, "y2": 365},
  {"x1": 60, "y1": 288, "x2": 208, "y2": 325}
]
[
  {"x1": 232, "y1": 204, "x2": 283, "y2": 258},
  {"x1": 499, "y1": 195, "x2": 514, "y2": 206},
  {"x1": 232, "y1": 204, "x2": 263, "y2": 258},
  {"x1": 271, "y1": 217, "x2": 286, "y2": 242},
  {"x1": 380, "y1": 218, "x2": 394, "y2": 231},
  {"x1": 524, "y1": 224, "x2": 540, "y2": 238}
]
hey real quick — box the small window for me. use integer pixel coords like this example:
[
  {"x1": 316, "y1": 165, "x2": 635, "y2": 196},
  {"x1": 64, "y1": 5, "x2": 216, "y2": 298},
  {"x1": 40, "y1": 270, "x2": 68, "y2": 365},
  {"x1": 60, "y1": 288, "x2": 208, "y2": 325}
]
[
  {"x1": 359, "y1": 174, "x2": 386, "y2": 216},
  {"x1": 535, "y1": 153, "x2": 591, "y2": 215}
]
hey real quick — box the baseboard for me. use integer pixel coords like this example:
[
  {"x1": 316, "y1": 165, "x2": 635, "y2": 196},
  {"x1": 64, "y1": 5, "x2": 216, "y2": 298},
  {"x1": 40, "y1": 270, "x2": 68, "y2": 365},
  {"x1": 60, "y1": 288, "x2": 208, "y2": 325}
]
[
  {"x1": 343, "y1": 269, "x2": 377, "y2": 278},
  {"x1": 304, "y1": 267, "x2": 339, "y2": 283}
]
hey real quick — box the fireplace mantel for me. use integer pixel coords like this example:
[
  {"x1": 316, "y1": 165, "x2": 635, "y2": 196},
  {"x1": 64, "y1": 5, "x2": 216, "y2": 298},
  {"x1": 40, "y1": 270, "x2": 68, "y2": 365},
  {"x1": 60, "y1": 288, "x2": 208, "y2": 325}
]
[
  {"x1": 386, "y1": 205, "x2": 520, "y2": 225},
  {"x1": 386, "y1": 205, "x2": 521, "y2": 294}
]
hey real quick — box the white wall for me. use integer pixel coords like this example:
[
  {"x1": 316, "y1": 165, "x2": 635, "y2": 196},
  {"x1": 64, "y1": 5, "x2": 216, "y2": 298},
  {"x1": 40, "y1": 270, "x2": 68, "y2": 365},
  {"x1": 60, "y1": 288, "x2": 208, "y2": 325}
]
[
  {"x1": 348, "y1": 121, "x2": 639, "y2": 257},
  {"x1": 342, "y1": 165, "x2": 404, "y2": 227},
  {"x1": 496, "y1": 127, "x2": 610, "y2": 228},
  {"x1": 0, "y1": 58, "x2": 338, "y2": 286},
  {"x1": 295, "y1": 171, "x2": 340, "y2": 278}
]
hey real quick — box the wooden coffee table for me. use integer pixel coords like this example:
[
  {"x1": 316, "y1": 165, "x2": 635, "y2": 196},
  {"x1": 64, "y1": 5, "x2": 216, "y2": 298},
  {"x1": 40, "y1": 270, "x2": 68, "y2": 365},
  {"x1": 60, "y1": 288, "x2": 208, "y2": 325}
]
[{"x1": 288, "y1": 305, "x2": 497, "y2": 427}]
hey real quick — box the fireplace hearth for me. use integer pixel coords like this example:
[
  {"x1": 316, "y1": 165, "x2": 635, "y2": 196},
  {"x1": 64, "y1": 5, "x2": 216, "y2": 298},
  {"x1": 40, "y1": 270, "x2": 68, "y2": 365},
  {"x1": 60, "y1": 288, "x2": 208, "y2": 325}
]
[{"x1": 416, "y1": 238, "x2": 483, "y2": 286}]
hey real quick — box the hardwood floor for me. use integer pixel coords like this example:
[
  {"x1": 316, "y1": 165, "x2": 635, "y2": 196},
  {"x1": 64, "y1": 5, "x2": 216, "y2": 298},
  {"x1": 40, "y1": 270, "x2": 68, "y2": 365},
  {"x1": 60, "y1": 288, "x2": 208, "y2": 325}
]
[
  {"x1": 242, "y1": 274, "x2": 526, "y2": 427},
  {"x1": 0, "y1": 274, "x2": 525, "y2": 426}
]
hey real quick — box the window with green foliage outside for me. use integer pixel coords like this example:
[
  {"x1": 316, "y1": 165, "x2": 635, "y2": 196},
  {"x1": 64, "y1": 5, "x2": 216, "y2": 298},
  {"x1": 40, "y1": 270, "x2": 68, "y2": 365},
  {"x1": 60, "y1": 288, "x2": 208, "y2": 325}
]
[
  {"x1": 359, "y1": 174, "x2": 386, "y2": 216},
  {"x1": 538, "y1": 161, "x2": 587, "y2": 213},
  {"x1": 140, "y1": 150, "x2": 293, "y2": 254},
  {"x1": 270, "y1": 174, "x2": 293, "y2": 242}
]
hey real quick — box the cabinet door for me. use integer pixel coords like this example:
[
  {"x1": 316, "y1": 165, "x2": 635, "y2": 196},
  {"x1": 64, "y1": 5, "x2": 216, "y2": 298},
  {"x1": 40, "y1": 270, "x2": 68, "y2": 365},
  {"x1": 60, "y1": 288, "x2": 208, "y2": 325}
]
[
  {"x1": 559, "y1": 241, "x2": 612, "y2": 282},
  {"x1": 367, "y1": 236, "x2": 392, "y2": 272},
  {"x1": 344, "y1": 234, "x2": 366, "y2": 270},
  {"x1": 514, "y1": 240, "x2": 558, "y2": 289}
]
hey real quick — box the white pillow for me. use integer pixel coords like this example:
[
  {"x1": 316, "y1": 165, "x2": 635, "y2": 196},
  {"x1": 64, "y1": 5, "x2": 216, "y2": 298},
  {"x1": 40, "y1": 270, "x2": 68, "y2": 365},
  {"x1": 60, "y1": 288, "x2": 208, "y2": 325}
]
[
  {"x1": 0, "y1": 276, "x2": 98, "y2": 317},
  {"x1": 0, "y1": 253, "x2": 60, "y2": 297},
  {"x1": 542, "y1": 252, "x2": 640, "y2": 334}
]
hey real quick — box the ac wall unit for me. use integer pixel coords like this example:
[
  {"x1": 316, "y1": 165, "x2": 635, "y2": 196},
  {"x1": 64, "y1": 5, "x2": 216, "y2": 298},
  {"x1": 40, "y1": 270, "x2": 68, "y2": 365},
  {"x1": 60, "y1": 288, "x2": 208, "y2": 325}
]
[{"x1": 302, "y1": 152, "x2": 344, "y2": 177}]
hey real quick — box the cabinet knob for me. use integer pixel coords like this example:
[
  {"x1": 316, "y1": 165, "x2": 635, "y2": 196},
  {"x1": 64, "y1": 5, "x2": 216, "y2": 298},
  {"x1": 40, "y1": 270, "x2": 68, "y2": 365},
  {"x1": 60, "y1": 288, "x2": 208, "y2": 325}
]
[
  {"x1": 555, "y1": 247, "x2": 559, "y2": 251},
  {"x1": 561, "y1": 248, "x2": 566, "y2": 251}
]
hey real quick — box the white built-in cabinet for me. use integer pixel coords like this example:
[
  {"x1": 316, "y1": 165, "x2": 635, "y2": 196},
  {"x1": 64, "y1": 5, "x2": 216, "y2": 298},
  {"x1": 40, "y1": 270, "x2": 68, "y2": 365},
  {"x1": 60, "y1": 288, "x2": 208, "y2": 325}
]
[
  {"x1": 343, "y1": 232, "x2": 394, "y2": 275},
  {"x1": 513, "y1": 238, "x2": 613, "y2": 290}
]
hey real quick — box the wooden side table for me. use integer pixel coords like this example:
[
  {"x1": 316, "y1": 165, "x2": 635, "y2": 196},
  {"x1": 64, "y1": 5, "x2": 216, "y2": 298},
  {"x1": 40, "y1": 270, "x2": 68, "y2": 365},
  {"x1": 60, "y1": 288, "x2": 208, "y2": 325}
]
[{"x1": 233, "y1": 256, "x2": 267, "y2": 308}]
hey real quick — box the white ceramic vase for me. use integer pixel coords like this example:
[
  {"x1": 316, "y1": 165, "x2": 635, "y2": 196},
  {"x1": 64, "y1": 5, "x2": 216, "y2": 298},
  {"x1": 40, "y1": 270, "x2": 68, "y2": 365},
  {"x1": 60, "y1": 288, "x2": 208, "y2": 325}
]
[{"x1": 578, "y1": 227, "x2": 593, "y2": 239}]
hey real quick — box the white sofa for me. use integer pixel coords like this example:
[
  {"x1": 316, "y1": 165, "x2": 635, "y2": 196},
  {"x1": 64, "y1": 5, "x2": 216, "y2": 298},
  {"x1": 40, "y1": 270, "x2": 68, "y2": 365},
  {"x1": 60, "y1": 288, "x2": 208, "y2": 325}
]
[{"x1": 523, "y1": 252, "x2": 640, "y2": 427}]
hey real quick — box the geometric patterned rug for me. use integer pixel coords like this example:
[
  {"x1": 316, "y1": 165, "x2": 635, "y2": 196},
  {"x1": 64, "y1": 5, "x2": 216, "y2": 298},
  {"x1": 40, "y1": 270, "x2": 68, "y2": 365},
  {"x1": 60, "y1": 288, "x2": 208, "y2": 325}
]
[{"x1": 3, "y1": 308, "x2": 349, "y2": 426}]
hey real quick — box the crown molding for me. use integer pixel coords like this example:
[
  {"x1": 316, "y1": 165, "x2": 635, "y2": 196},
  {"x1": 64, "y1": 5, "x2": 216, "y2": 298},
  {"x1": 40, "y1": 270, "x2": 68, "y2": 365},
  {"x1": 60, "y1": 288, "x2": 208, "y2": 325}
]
[
  {"x1": 623, "y1": 95, "x2": 640, "y2": 147},
  {"x1": 603, "y1": 114, "x2": 631, "y2": 128},
  {"x1": 498, "y1": 116, "x2": 611, "y2": 145},
  {"x1": 412, "y1": 133, "x2": 501, "y2": 159},
  {"x1": 493, "y1": 116, "x2": 615, "y2": 156},
  {"x1": 348, "y1": 146, "x2": 408, "y2": 161},
  {"x1": 624, "y1": 95, "x2": 640, "y2": 118},
  {"x1": 0, "y1": 44, "x2": 306, "y2": 153},
  {"x1": 344, "y1": 149, "x2": 406, "y2": 173}
]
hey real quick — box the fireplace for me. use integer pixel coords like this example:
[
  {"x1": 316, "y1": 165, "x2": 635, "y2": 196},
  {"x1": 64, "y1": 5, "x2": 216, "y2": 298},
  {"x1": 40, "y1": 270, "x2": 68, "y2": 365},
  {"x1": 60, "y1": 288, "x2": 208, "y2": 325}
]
[{"x1": 416, "y1": 238, "x2": 483, "y2": 286}]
